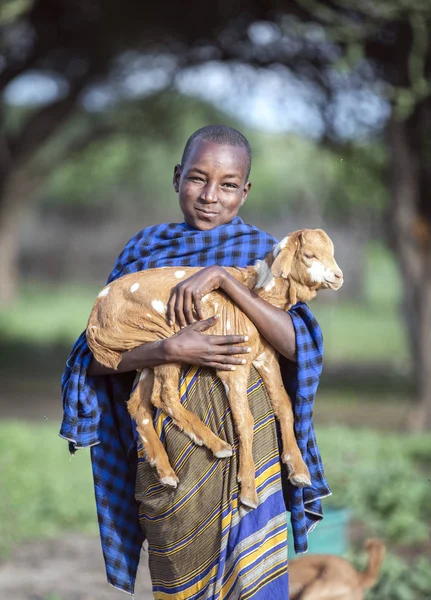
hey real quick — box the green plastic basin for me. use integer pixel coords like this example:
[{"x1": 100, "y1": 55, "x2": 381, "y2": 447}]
[{"x1": 288, "y1": 508, "x2": 350, "y2": 559}]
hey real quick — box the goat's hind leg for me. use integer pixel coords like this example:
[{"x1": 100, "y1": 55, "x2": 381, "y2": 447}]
[
  {"x1": 127, "y1": 369, "x2": 179, "y2": 488},
  {"x1": 152, "y1": 364, "x2": 233, "y2": 458},
  {"x1": 218, "y1": 370, "x2": 259, "y2": 509},
  {"x1": 253, "y1": 352, "x2": 311, "y2": 488}
]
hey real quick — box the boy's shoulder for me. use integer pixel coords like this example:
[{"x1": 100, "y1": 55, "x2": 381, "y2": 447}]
[{"x1": 126, "y1": 222, "x2": 183, "y2": 245}]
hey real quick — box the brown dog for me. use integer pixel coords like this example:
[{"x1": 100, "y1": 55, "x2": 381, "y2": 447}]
[{"x1": 289, "y1": 539, "x2": 386, "y2": 600}]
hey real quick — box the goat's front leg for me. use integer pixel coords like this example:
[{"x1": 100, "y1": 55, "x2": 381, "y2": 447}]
[
  {"x1": 152, "y1": 364, "x2": 233, "y2": 458},
  {"x1": 253, "y1": 348, "x2": 311, "y2": 488},
  {"x1": 127, "y1": 368, "x2": 179, "y2": 488},
  {"x1": 217, "y1": 369, "x2": 258, "y2": 509}
]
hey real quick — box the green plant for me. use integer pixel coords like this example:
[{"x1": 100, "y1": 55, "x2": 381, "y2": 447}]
[
  {"x1": 357, "y1": 552, "x2": 431, "y2": 600},
  {"x1": 0, "y1": 421, "x2": 97, "y2": 557},
  {"x1": 318, "y1": 427, "x2": 431, "y2": 545}
]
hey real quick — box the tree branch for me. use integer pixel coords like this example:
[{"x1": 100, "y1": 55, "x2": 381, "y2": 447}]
[{"x1": 10, "y1": 81, "x2": 88, "y2": 166}]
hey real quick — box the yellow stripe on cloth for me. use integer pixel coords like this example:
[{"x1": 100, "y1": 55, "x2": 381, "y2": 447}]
[
  {"x1": 219, "y1": 525, "x2": 287, "y2": 599},
  {"x1": 135, "y1": 365, "x2": 288, "y2": 599}
]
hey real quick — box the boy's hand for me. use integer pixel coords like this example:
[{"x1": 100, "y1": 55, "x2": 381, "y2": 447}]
[
  {"x1": 167, "y1": 266, "x2": 227, "y2": 328},
  {"x1": 164, "y1": 316, "x2": 251, "y2": 371}
]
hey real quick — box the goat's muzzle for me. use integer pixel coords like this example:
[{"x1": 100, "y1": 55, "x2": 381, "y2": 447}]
[{"x1": 324, "y1": 268, "x2": 344, "y2": 290}]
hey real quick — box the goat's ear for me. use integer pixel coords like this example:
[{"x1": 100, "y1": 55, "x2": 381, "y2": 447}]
[
  {"x1": 271, "y1": 235, "x2": 299, "y2": 278},
  {"x1": 298, "y1": 231, "x2": 306, "y2": 246}
]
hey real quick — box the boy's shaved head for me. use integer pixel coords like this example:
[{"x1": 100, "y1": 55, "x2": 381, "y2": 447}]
[{"x1": 181, "y1": 125, "x2": 252, "y2": 179}]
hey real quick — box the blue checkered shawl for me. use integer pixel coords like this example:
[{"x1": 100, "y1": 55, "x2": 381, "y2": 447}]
[{"x1": 60, "y1": 217, "x2": 331, "y2": 594}]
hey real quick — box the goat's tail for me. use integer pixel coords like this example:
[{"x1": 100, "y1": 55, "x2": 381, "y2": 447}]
[
  {"x1": 358, "y1": 538, "x2": 386, "y2": 590},
  {"x1": 86, "y1": 326, "x2": 123, "y2": 370}
]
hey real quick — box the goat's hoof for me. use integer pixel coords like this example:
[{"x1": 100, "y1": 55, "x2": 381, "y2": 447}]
[
  {"x1": 240, "y1": 493, "x2": 259, "y2": 510},
  {"x1": 214, "y1": 444, "x2": 233, "y2": 459},
  {"x1": 289, "y1": 473, "x2": 312, "y2": 488},
  {"x1": 159, "y1": 475, "x2": 179, "y2": 488}
]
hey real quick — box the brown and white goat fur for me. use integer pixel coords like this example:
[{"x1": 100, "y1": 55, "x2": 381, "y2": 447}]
[
  {"x1": 289, "y1": 538, "x2": 386, "y2": 600},
  {"x1": 86, "y1": 229, "x2": 343, "y2": 509}
]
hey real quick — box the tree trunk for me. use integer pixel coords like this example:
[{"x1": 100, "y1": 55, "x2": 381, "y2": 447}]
[
  {"x1": 0, "y1": 170, "x2": 46, "y2": 305},
  {"x1": 0, "y1": 179, "x2": 21, "y2": 305},
  {"x1": 388, "y1": 115, "x2": 431, "y2": 430},
  {"x1": 414, "y1": 274, "x2": 431, "y2": 430},
  {"x1": 0, "y1": 209, "x2": 20, "y2": 305}
]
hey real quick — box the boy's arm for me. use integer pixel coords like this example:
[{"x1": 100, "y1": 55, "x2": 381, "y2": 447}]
[
  {"x1": 166, "y1": 266, "x2": 297, "y2": 362},
  {"x1": 88, "y1": 316, "x2": 252, "y2": 375}
]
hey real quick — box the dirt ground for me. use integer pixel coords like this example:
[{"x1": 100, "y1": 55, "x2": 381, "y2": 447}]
[{"x1": 0, "y1": 534, "x2": 153, "y2": 600}]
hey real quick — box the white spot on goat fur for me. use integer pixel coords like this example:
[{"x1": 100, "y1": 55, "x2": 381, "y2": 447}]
[
  {"x1": 189, "y1": 433, "x2": 203, "y2": 446},
  {"x1": 226, "y1": 320, "x2": 231, "y2": 331},
  {"x1": 202, "y1": 296, "x2": 219, "y2": 312},
  {"x1": 253, "y1": 352, "x2": 267, "y2": 370},
  {"x1": 307, "y1": 261, "x2": 326, "y2": 283},
  {"x1": 254, "y1": 260, "x2": 274, "y2": 290},
  {"x1": 174, "y1": 270, "x2": 186, "y2": 279},
  {"x1": 142, "y1": 418, "x2": 150, "y2": 425},
  {"x1": 130, "y1": 282, "x2": 140, "y2": 293},
  {"x1": 264, "y1": 278, "x2": 275, "y2": 292},
  {"x1": 140, "y1": 434, "x2": 148, "y2": 444},
  {"x1": 222, "y1": 381, "x2": 230, "y2": 396},
  {"x1": 273, "y1": 237, "x2": 288, "y2": 257},
  {"x1": 151, "y1": 299, "x2": 167, "y2": 314},
  {"x1": 98, "y1": 286, "x2": 110, "y2": 298}
]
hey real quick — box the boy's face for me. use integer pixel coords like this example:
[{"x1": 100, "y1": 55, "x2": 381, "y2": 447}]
[{"x1": 173, "y1": 139, "x2": 251, "y2": 231}]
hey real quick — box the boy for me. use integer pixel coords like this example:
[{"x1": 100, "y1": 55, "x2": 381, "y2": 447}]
[{"x1": 61, "y1": 125, "x2": 330, "y2": 599}]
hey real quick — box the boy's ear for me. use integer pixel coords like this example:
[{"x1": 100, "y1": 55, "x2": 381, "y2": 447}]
[
  {"x1": 271, "y1": 233, "x2": 300, "y2": 278},
  {"x1": 173, "y1": 164, "x2": 181, "y2": 192},
  {"x1": 240, "y1": 180, "x2": 252, "y2": 206}
]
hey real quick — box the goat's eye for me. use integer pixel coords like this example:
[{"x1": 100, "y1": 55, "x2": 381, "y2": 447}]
[{"x1": 304, "y1": 253, "x2": 315, "y2": 259}]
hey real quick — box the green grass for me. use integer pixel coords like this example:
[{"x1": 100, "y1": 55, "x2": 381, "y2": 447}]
[
  {"x1": 365, "y1": 241, "x2": 404, "y2": 306},
  {"x1": 312, "y1": 242, "x2": 409, "y2": 364},
  {"x1": 1, "y1": 421, "x2": 429, "y2": 558},
  {"x1": 317, "y1": 425, "x2": 431, "y2": 545},
  {"x1": 312, "y1": 301, "x2": 408, "y2": 364},
  {"x1": 0, "y1": 283, "x2": 97, "y2": 343},
  {"x1": 0, "y1": 421, "x2": 97, "y2": 557}
]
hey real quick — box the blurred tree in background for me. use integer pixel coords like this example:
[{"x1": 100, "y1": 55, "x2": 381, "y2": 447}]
[{"x1": 1, "y1": 0, "x2": 431, "y2": 427}]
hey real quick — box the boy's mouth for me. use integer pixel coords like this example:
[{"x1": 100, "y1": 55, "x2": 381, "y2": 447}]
[{"x1": 196, "y1": 208, "x2": 218, "y2": 218}]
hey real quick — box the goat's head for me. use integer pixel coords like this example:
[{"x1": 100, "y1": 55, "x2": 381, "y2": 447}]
[{"x1": 271, "y1": 229, "x2": 343, "y2": 292}]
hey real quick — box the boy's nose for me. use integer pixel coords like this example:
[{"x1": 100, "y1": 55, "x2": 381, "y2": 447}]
[{"x1": 201, "y1": 183, "x2": 217, "y2": 203}]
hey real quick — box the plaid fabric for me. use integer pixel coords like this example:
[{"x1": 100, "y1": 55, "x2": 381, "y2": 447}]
[
  {"x1": 60, "y1": 216, "x2": 331, "y2": 595},
  {"x1": 279, "y1": 307, "x2": 332, "y2": 552}
]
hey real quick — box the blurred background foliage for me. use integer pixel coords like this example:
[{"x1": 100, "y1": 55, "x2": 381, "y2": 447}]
[{"x1": 1, "y1": 1, "x2": 431, "y2": 598}]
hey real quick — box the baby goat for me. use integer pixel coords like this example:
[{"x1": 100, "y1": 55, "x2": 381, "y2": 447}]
[{"x1": 86, "y1": 229, "x2": 343, "y2": 509}]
